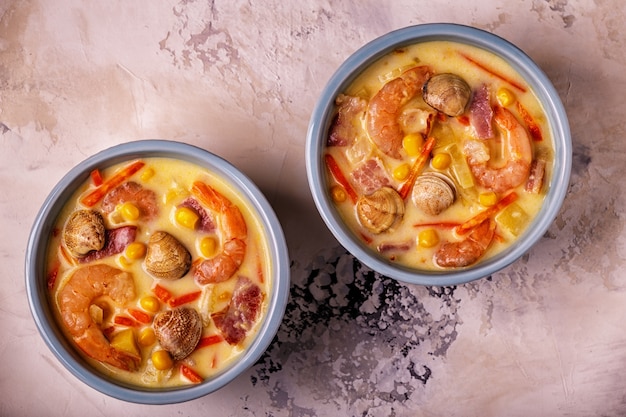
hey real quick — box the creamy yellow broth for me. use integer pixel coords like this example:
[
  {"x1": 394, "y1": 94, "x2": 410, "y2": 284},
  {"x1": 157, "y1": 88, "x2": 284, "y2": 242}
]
[
  {"x1": 326, "y1": 41, "x2": 554, "y2": 271},
  {"x1": 46, "y1": 157, "x2": 271, "y2": 387}
]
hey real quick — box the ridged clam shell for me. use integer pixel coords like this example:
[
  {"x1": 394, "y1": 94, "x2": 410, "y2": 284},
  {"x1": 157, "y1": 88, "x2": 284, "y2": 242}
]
[
  {"x1": 423, "y1": 73, "x2": 471, "y2": 117},
  {"x1": 412, "y1": 172, "x2": 456, "y2": 216},
  {"x1": 153, "y1": 307, "x2": 202, "y2": 361},
  {"x1": 356, "y1": 186, "x2": 405, "y2": 234},
  {"x1": 144, "y1": 231, "x2": 191, "y2": 280},
  {"x1": 63, "y1": 209, "x2": 106, "y2": 257}
]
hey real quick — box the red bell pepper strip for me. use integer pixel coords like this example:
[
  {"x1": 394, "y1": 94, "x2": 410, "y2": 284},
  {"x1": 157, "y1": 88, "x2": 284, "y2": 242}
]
[
  {"x1": 180, "y1": 364, "x2": 203, "y2": 384},
  {"x1": 153, "y1": 283, "x2": 173, "y2": 304},
  {"x1": 168, "y1": 291, "x2": 202, "y2": 308},
  {"x1": 90, "y1": 168, "x2": 103, "y2": 187},
  {"x1": 114, "y1": 315, "x2": 137, "y2": 327},
  {"x1": 80, "y1": 160, "x2": 145, "y2": 207},
  {"x1": 398, "y1": 136, "x2": 436, "y2": 200},
  {"x1": 324, "y1": 153, "x2": 358, "y2": 204},
  {"x1": 128, "y1": 308, "x2": 152, "y2": 324},
  {"x1": 455, "y1": 192, "x2": 518, "y2": 235},
  {"x1": 516, "y1": 102, "x2": 543, "y2": 141},
  {"x1": 197, "y1": 335, "x2": 224, "y2": 349}
]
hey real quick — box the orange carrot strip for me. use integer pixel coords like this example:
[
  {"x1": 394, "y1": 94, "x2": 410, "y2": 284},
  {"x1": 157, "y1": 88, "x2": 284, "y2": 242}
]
[
  {"x1": 455, "y1": 192, "x2": 518, "y2": 235},
  {"x1": 80, "y1": 160, "x2": 145, "y2": 207},
  {"x1": 90, "y1": 168, "x2": 103, "y2": 187},
  {"x1": 153, "y1": 284, "x2": 173, "y2": 304},
  {"x1": 398, "y1": 136, "x2": 436, "y2": 200},
  {"x1": 324, "y1": 153, "x2": 358, "y2": 204},
  {"x1": 197, "y1": 335, "x2": 224, "y2": 349},
  {"x1": 256, "y1": 253, "x2": 264, "y2": 284},
  {"x1": 413, "y1": 222, "x2": 461, "y2": 229},
  {"x1": 168, "y1": 291, "x2": 202, "y2": 308},
  {"x1": 457, "y1": 115, "x2": 470, "y2": 126},
  {"x1": 516, "y1": 102, "x2": 543, "y2": 141},
  {"x1": 359, "y1": 231, "x2": 373, "y2": 245},
  {"x1": 47, "y1": 262, "x2": 59, "y2": 291},
  {"x1": 459, "y1": 52, "x2": 527, "y2": 93},
  {"x1": 180, "y1": 364, "x2": 203, "y2": 384},
  {"x1": 128, "y1": 308, "x2": 152, "y2": 324},
  {"x1": 114, "y1": 315, "x2": 137, "y2": 327}
]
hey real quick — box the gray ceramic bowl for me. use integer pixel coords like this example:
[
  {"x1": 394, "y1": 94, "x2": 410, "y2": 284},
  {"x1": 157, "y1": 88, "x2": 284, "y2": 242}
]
[
  {"x1": 306, "y1": 23, "x2": 572, "y2": 286},
  {"x1": 25, "y1": 140, "x2": 290, "y2": 404}
]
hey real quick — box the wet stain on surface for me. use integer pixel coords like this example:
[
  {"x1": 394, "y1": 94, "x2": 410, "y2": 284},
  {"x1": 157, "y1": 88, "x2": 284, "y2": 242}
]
[{"x1": 252, "y1": 247, "x2": 461, "y2": 413}]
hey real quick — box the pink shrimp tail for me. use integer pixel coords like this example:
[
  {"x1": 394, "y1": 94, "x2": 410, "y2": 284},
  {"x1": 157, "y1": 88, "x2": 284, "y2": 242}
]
[
  {"x1": 434, "y1": 218, "x2": 495, "y2": 268},
  {"x1": 194, "y1": 238, "x2": 246, "y2": 284}
]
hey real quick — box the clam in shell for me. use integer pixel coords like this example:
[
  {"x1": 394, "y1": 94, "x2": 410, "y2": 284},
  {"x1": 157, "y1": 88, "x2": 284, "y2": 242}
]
[
  {"x1": 356, "y1": 186, "x2": 405, "y2": 234},
  {"x1": 144, "y1": 231, "x2": 191, "y2": 280},
  {"x1": 423, "y1": 73, "x2": 471, "y2": 117},
  {"x1": 412, "y1": 172, "x2": 456, "y2": 216},
  {"x1": 153, "y1": 307, "x2": 202, "y2": 361},
  {"x1": 63, "y1": 209, "x2": 106, "y2": 257}
]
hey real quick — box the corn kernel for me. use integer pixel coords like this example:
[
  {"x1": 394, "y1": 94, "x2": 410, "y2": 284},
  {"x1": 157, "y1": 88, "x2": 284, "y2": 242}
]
[
  {"x1": 140, "y1": 295, "x2": 160, "y2": 313},
  {"x1": 199, "y1": 236, "x2": 218, "y2": 258},
  {"x1": 119, "y1": 202, "x2": 140, "y2": 221},
  {"x1": 125, "y1": 242, "x2": 147, "y2": 260},
  {"x1": 164, "y1": 189, "x2": 178, "y2": 204},
  {"x1": 479, "y1": 191, "x2": 498, "y2": 207},
  {"x1": 330, "y1": 185, "x2": 347, "y2": 203},
  {"x1": 431, "y1": 153, "x2": 452, "y2": 170},
  {"x1": 402, "y1": 133, "x2": 423, "y2": 156},
  {"x1": 138, "y1": 327, "x2": 156, "y2": 347},
  {"x1": 496, "y1": 87, "x2": 515, "y2": 107},
  {"x1": 151, "y1": 350, "x2": 173, "y2": 370},
  {"x1": 175, "y1": 206, "x2": 200, "y2": 229},
  {"x1": 418, "y1": 229, "x2": 439, "y2": 248},
  {"x1": 118, "y1": 256, "x2": 132, "y2": 268},
  {"x1": 393, "y1": 163, "x2": 410, "y2": 181},
  {"x1": 140, "y1": 167, "x2": 155, "y2": 182}
]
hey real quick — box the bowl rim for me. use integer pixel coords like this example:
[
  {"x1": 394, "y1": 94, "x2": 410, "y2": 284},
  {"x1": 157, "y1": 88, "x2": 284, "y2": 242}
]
[
  {"x1": 25, "y1": 139, "x2": 290, "y2": 404},
  {"x1": 305, "y1": 23, "x2": 572, "y2": 286}
]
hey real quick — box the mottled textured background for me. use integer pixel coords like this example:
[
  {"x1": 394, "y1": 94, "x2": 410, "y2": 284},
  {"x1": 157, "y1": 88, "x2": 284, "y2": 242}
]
[{"x1": 2, "y1": 1, "x2": 626, "y2": 416}]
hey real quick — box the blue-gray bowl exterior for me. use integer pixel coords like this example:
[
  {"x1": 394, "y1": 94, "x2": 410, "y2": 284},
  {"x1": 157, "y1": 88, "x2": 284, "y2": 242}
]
[
  {"x1": 25, "y1": 140, "x2": 290, "y2": 404},
  {"x1": 306, "y1": 23, "x2": 572, "y2": 286}
]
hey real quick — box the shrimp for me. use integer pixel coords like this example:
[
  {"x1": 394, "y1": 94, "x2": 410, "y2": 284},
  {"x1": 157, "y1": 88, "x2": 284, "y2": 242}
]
[
  {"x1": 464, "y1": 106, "x2": 532, "y2": 193},
  {"x1": 433, "y1": 218, "x2": 495, "y2": 268},
  {"x1": 191, "y1": 181, "x2": 247, "y2": 285},
  {"x1": 367, "y1": 65, "x2": 433, "y2": 159},
  {"x1": 57, "y1": 264, "x2": 140, "y2": 371}
]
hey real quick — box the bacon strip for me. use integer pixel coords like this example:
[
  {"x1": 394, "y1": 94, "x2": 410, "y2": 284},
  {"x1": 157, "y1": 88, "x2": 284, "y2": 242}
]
[
  {"x1": 213, "y1": 276, "x2": 264, "y2": 345},
  {"x1": 350, "y1": 158, "x2": 392, "y2": 196},
  {"x1": 525, "y1": 157, "x2": 546, "y2": 194},
  {"x1": 327, "y1": 94, "x2": 367, "y2": 146},
  {"x1": 79, "y1": 226, "x2": 137, "y2": 263},
  {"x1": 179, "y1": 197, "x2": 216, "y2": 233},
  {"x1": 469, "y1": 84, "x2": 494, "y2": 139}
]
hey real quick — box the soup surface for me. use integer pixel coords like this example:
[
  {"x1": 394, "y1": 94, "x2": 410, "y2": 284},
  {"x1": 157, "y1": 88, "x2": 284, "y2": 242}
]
[
  {"x1": 46, "y1": 157, "x2": 271, "y2": 387},
  {"x1": 324, "y1": 41, "x2": 553, "y2": 270}
]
